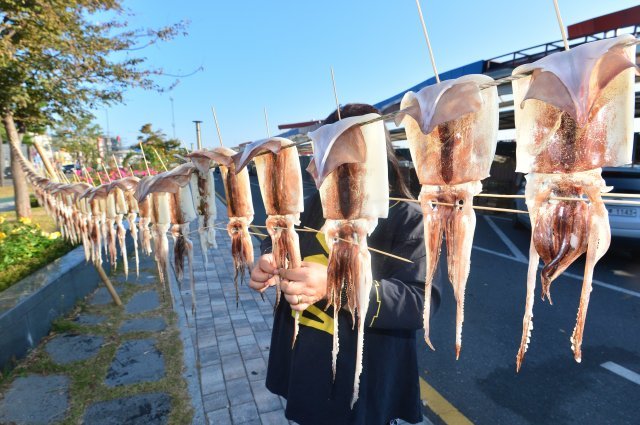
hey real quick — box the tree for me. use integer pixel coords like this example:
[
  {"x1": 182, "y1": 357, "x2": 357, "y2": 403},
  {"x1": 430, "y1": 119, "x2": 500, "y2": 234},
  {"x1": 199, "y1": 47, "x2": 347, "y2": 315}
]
[
  {"x1": 0, "y1": 0, "x2": 188, "y2": 218},
  {"x1": 51, "y1": 116, "x2": 102, "y2": 169},
  {"x1": 126, "y1": 123, "x2": 186, "y2": 172}
]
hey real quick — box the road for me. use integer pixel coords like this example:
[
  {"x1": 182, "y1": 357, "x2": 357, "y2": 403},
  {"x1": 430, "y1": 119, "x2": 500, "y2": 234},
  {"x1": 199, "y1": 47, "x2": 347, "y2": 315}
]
[
  {"x1": 417, "y1": 215, "x2": 640, "y2": 425},
  {"x1": 216, "y1": 173, "x2": 640, "y2": 425}
]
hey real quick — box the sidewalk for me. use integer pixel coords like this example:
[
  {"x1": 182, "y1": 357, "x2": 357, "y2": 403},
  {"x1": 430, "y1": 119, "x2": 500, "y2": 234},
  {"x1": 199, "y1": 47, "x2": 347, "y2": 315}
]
[
  {"x1": 172, "y1": 197, "x2": 291, "y2": 424},
  {"x1": 173, "y1": 199, "x2": 434, "y2": 425}
]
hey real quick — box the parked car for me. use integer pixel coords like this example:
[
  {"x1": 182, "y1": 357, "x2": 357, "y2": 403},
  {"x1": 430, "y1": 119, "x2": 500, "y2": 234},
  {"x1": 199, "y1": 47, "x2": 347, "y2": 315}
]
[
  {"x1": 513, "y1": 166, "x2": 640, "y2": 242},
  {"x1": 61, "y1": 164, "x2": 75, "y2": 174}
]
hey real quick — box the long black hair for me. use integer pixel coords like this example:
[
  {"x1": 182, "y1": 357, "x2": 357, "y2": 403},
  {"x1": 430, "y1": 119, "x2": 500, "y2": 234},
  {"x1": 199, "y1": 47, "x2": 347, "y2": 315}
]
[{"x1": 323, "y1": 103, "x2": 413, "y2": 199}]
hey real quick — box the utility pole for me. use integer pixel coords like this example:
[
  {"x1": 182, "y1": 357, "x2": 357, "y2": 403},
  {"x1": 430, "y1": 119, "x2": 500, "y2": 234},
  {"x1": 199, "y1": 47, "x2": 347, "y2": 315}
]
[
  {"x1": 193, "y1": 120, "x2": 202, "y2": 150},
  {"x1": 170, "y1": 97, "x2": 176, "y2": 139}
]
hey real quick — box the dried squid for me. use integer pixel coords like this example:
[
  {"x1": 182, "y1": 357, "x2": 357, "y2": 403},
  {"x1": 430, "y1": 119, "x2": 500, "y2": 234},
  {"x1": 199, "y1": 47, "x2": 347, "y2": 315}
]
[
  {"x1": 307, "y1": 113, "x2": 389, "y2": 408},
  {"x1": 109, "y1": 177, "x2": 141, "y2": 276},
  {"x1": 512, "y1": 34, "x2": 637, "y2": 369},
  {"x1": 235, "y1": 137, "x2": 304, "y2": 342},
  {"x1": 135, "y1": 164, "x2": 197, "y2": 293},
  {"x1": 210, "y1": 147, "x2": 255, "y2": 306},
  {"x1": 397, "y1": 74, "x2": 498, "y2": 358},
  {"x1": 186, "y1": 150, "x2": 219, "y2": 263}
]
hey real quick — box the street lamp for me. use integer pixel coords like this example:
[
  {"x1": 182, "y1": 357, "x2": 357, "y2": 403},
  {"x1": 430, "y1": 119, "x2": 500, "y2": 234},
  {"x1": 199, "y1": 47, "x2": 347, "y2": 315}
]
[{"x1": 193, "y1": 120, "x2": 202, "y2": 150}]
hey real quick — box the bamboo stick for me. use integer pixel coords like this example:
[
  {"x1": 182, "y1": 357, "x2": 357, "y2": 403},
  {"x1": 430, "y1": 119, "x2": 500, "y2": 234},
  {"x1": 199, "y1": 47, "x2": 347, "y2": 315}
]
[
  {"x1": 264, "y1": 107, "x2": 271, "y2": 138},
  {"x1": 414, "y1": 0, "x2": 440, "y2": 83},
  {"x1": 139, "y1": 142, "x2": 151, "y2": 175},
  {"x1": 95, "y1": 262, "x2": 122, "y2": 306},
  {"x1": 212, "y1": 107, "x2": 224, "y2": 147},
  {"x1": 389, "y1": 197, "x2": 529, "y2": 214},
  {"x1": 112, "y1": 154, "x2": 124, "y2": 179},
  {"x1": 152, "y1": 147, "x2": 169, "y2": 171},
  {"x1": 330, "y1": 66, "x2": 341, "y2": 120},
  {"x1": 475, "y1": 193, "x2": 640, "y2": 205},
  {"x1": 552, "y1": 0, "x2": 570, "y2": 51},
  {"x1": 101, "y1": 162, "x2": 112, "y2": 183}
]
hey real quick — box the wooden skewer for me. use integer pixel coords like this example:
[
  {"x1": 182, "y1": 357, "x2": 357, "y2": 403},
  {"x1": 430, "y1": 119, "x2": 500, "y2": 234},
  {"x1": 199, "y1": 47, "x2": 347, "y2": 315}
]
[
  {"x1": 112, "y1": 154, "x2": 124, "y2": 179},
  {"x1": 96, "y1": 171, "x2": 104, "y2": 185},
  {"x1": 303, "y1": 226, "x2": 413, "y2": 264},
  {"x1": 139, "y1": 142, "x2": 151, "y2": 175},
  {"x1": 414, "y1": 0, "x2": 440, "y2": 83},
  {"x1": 552, "y1": 0, "x2": 570, "y2": 51},
  {"x1": 330, "y1": 66, "x2": 341, "y2": 120},
  {"x1": 212, "y1": 107, "x2": 224, "y2": 147},
  {"x1": 152, "y1": 147, "x2": 169, "y2": 172},
  {"x1": 475, "y1": 193, "x2": 640, "y2": 205},
  {"x1": 129, "y1": 166, "x2": 135, "y2": 177},
  {"x1": 101, "y1": 163, "x2": 112, "y2": 183},
  {"x1": 82, "y1": 167, "x2": 95, "y2": 186},
  {"x1": 389, "y1": 197, "x2": 529, "y2": 214},
  {"x1": 264, "y1": 107, "x2": 271, "y2": 138}
]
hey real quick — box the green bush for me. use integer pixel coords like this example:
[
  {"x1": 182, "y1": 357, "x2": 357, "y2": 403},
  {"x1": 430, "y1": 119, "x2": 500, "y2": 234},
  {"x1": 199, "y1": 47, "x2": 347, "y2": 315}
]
[{"x1": 0, "y1": 216, "x2": 74, "y2": 292}]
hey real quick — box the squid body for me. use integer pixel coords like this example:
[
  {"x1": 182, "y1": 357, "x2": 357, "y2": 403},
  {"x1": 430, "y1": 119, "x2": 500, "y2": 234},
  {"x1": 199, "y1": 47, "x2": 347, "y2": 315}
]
[{"x1": 512, "y1": 34, "x2": 637, "y2": 369}]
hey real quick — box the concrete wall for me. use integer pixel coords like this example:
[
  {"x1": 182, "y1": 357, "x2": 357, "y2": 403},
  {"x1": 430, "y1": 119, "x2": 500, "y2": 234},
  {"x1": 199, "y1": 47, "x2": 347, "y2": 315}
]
[{"x1": 0, "y1": 246, "x2": 109, "y2": 372}]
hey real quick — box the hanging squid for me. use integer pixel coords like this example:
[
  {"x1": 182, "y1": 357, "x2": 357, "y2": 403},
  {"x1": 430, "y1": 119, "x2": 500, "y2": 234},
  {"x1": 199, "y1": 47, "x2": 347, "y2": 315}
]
[
  {"x1": 137, "y1": 176, "x2": 154, "y2": 257},
  {"x1": 81, "y1": 185, "x2": 109, "y2": 266},
  {"x1": 235, "y1": 137, "x2": 304, "y2": 343},
  {"x1": 185, "y1": 150, "x2": 219, "y2": 263},
  {"x1": 210, "y1": 147, "x2": 255, "y2": 306},
  {"x1": 109, "y1": 177, "x2": 141, "y2": 276},
  {"x1": 512, "y1": 34, "x2": 637, "y2": 370},
  {"x1": 135, "y1": 164, "x2": 198, "y2": 301},
  {"x1": 307, "y1": 113, "x2": 389, "y2": 408},
  {"x1": 397, "y1": 74, "x2": 498, "y2": 358},
  {"x1": 104, "y1": 186, "x2": 119, "y2": 269}
]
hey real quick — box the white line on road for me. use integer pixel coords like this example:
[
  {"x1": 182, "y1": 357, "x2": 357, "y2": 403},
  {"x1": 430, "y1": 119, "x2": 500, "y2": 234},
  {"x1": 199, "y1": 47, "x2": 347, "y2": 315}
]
[
  {"x1": 473, "y1": 246, "x2": 526, "y2": 263},
  {"x1": 601, "y1": 361, "x2": 640, "y2": 385},
  {"x1": 471, "y1": 245, "x2": 640, "y2": 299},
  {"x1": 483, "y1": 216, "x2": 528, "y2": 262}
]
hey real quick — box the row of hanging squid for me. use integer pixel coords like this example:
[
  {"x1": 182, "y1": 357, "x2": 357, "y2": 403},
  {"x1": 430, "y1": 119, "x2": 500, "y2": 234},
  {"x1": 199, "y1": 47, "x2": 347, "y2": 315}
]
[{"x1": 14, "y1": 34, "x2": 639, "y2": 407}]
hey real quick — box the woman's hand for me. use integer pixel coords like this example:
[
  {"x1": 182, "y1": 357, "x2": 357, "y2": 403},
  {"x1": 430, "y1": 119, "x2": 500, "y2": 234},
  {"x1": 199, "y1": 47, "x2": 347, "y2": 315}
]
[
  {"x1": 279, "y1": 262, "x2": 328, "y2": 311},
  {"x1": 249, "y1": 254, "x2": 278, "y2": 294}
]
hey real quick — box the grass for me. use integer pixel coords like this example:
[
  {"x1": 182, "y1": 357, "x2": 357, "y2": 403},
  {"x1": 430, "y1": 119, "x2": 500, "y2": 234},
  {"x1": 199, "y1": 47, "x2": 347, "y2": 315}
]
[
  {"x1": 0, "y1": 206, "x2": 59, "y2": 233},
  {"x1": 0, "y1": 261, "x2": 193, "y2": 425},
  {"x1": 0, "y1": 185, "x2": 15, "y2": 199}
]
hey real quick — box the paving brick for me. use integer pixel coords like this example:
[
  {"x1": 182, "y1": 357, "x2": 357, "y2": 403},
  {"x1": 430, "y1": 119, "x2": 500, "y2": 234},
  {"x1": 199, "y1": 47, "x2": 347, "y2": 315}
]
[
  {"x1": 260, "y1": 409, "x2": 290, "y2": 425},
  {"x1": 200, "y1": 346, "x2": 221, "y2": 366},
  {"x1": 226, "y1": 377, "x2": 253, "y2": 406},
  {"x1": 244, "y1": 357, "x2": 266, "y2": 382},
  {"x1": 222, "y1": 354, "x2": 246, "y2": 381},
  {"x1": 206, "y1": 407, "x2": 232, "y2": 425},
  {"x1": 200, "y1": 364, "x2": 225, "y2": 395},
  {"x1": 250, "y1": 380, "x2": 282, "y2": 414},
  {"x1": 203, "y1": 390, "x2": 229, "y2": 412},
  {"x1": 236, "y1": 334, "x2": 257, "y2": 347},
  {"x1": 230, "y1": 402, "x2": 259, "y2": 424}
]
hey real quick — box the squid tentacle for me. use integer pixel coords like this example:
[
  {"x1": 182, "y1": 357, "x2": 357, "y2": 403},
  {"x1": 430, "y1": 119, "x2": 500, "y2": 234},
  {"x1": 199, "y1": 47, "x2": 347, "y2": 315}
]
[
  {"x1": 445, "y1": 190, "x2": 476, "y2": 360},
  {"x1": 571, "y1": 190, "x2": 610, "y2": 363},
  {"x1": 323, "y1": 219, "x2": 371, "y2": 408},
  {"x1": 419, "y1": 188, "x2": 444, "y2": 351},
  {"x1": 227, "y1": 217, "x2": 254, "y2": 308},
  {"x1": 128, "y1": 213, "x2": 140, "y2": 276},
  {"x1": 116, "y1": 215, "x2": 128, "y2": 278},
  {"x1": 266, "y1": 215, "x2": 302, "y2": 345}
]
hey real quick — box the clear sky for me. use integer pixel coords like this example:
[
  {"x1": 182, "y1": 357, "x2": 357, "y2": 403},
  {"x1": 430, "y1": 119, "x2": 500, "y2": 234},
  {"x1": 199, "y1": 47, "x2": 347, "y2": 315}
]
[{"x1": 100, "y1": 0, "x2": 638, "y2": 150}]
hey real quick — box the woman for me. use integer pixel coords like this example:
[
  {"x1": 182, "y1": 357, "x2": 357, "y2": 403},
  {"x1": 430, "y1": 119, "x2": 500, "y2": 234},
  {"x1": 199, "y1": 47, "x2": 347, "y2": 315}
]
[{"x1": 249, "y1": 104, "x2": 441, "y2": 425}]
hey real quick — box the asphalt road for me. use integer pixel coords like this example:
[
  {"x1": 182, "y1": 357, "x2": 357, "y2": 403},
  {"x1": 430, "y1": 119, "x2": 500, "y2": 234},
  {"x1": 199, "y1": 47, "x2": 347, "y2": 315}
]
[
  {"x1": 418, "y1": 215, "x2": 640, "y2": 425},
  {"x1": 216, "y1": 172, "x2": 640, "y2": 425}
]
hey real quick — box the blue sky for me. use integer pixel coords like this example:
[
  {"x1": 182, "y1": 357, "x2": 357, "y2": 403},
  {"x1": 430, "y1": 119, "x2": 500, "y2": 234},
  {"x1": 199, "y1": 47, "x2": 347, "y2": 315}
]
[{"x1": 100, "y1": 0, "x2": 637, "y2": 150}]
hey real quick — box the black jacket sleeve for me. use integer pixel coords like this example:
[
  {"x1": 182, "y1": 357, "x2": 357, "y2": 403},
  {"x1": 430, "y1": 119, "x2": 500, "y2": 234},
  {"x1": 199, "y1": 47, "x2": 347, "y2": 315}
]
[{"x1": 364, "y1": 199, "x2": 442, "y2": 331}]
